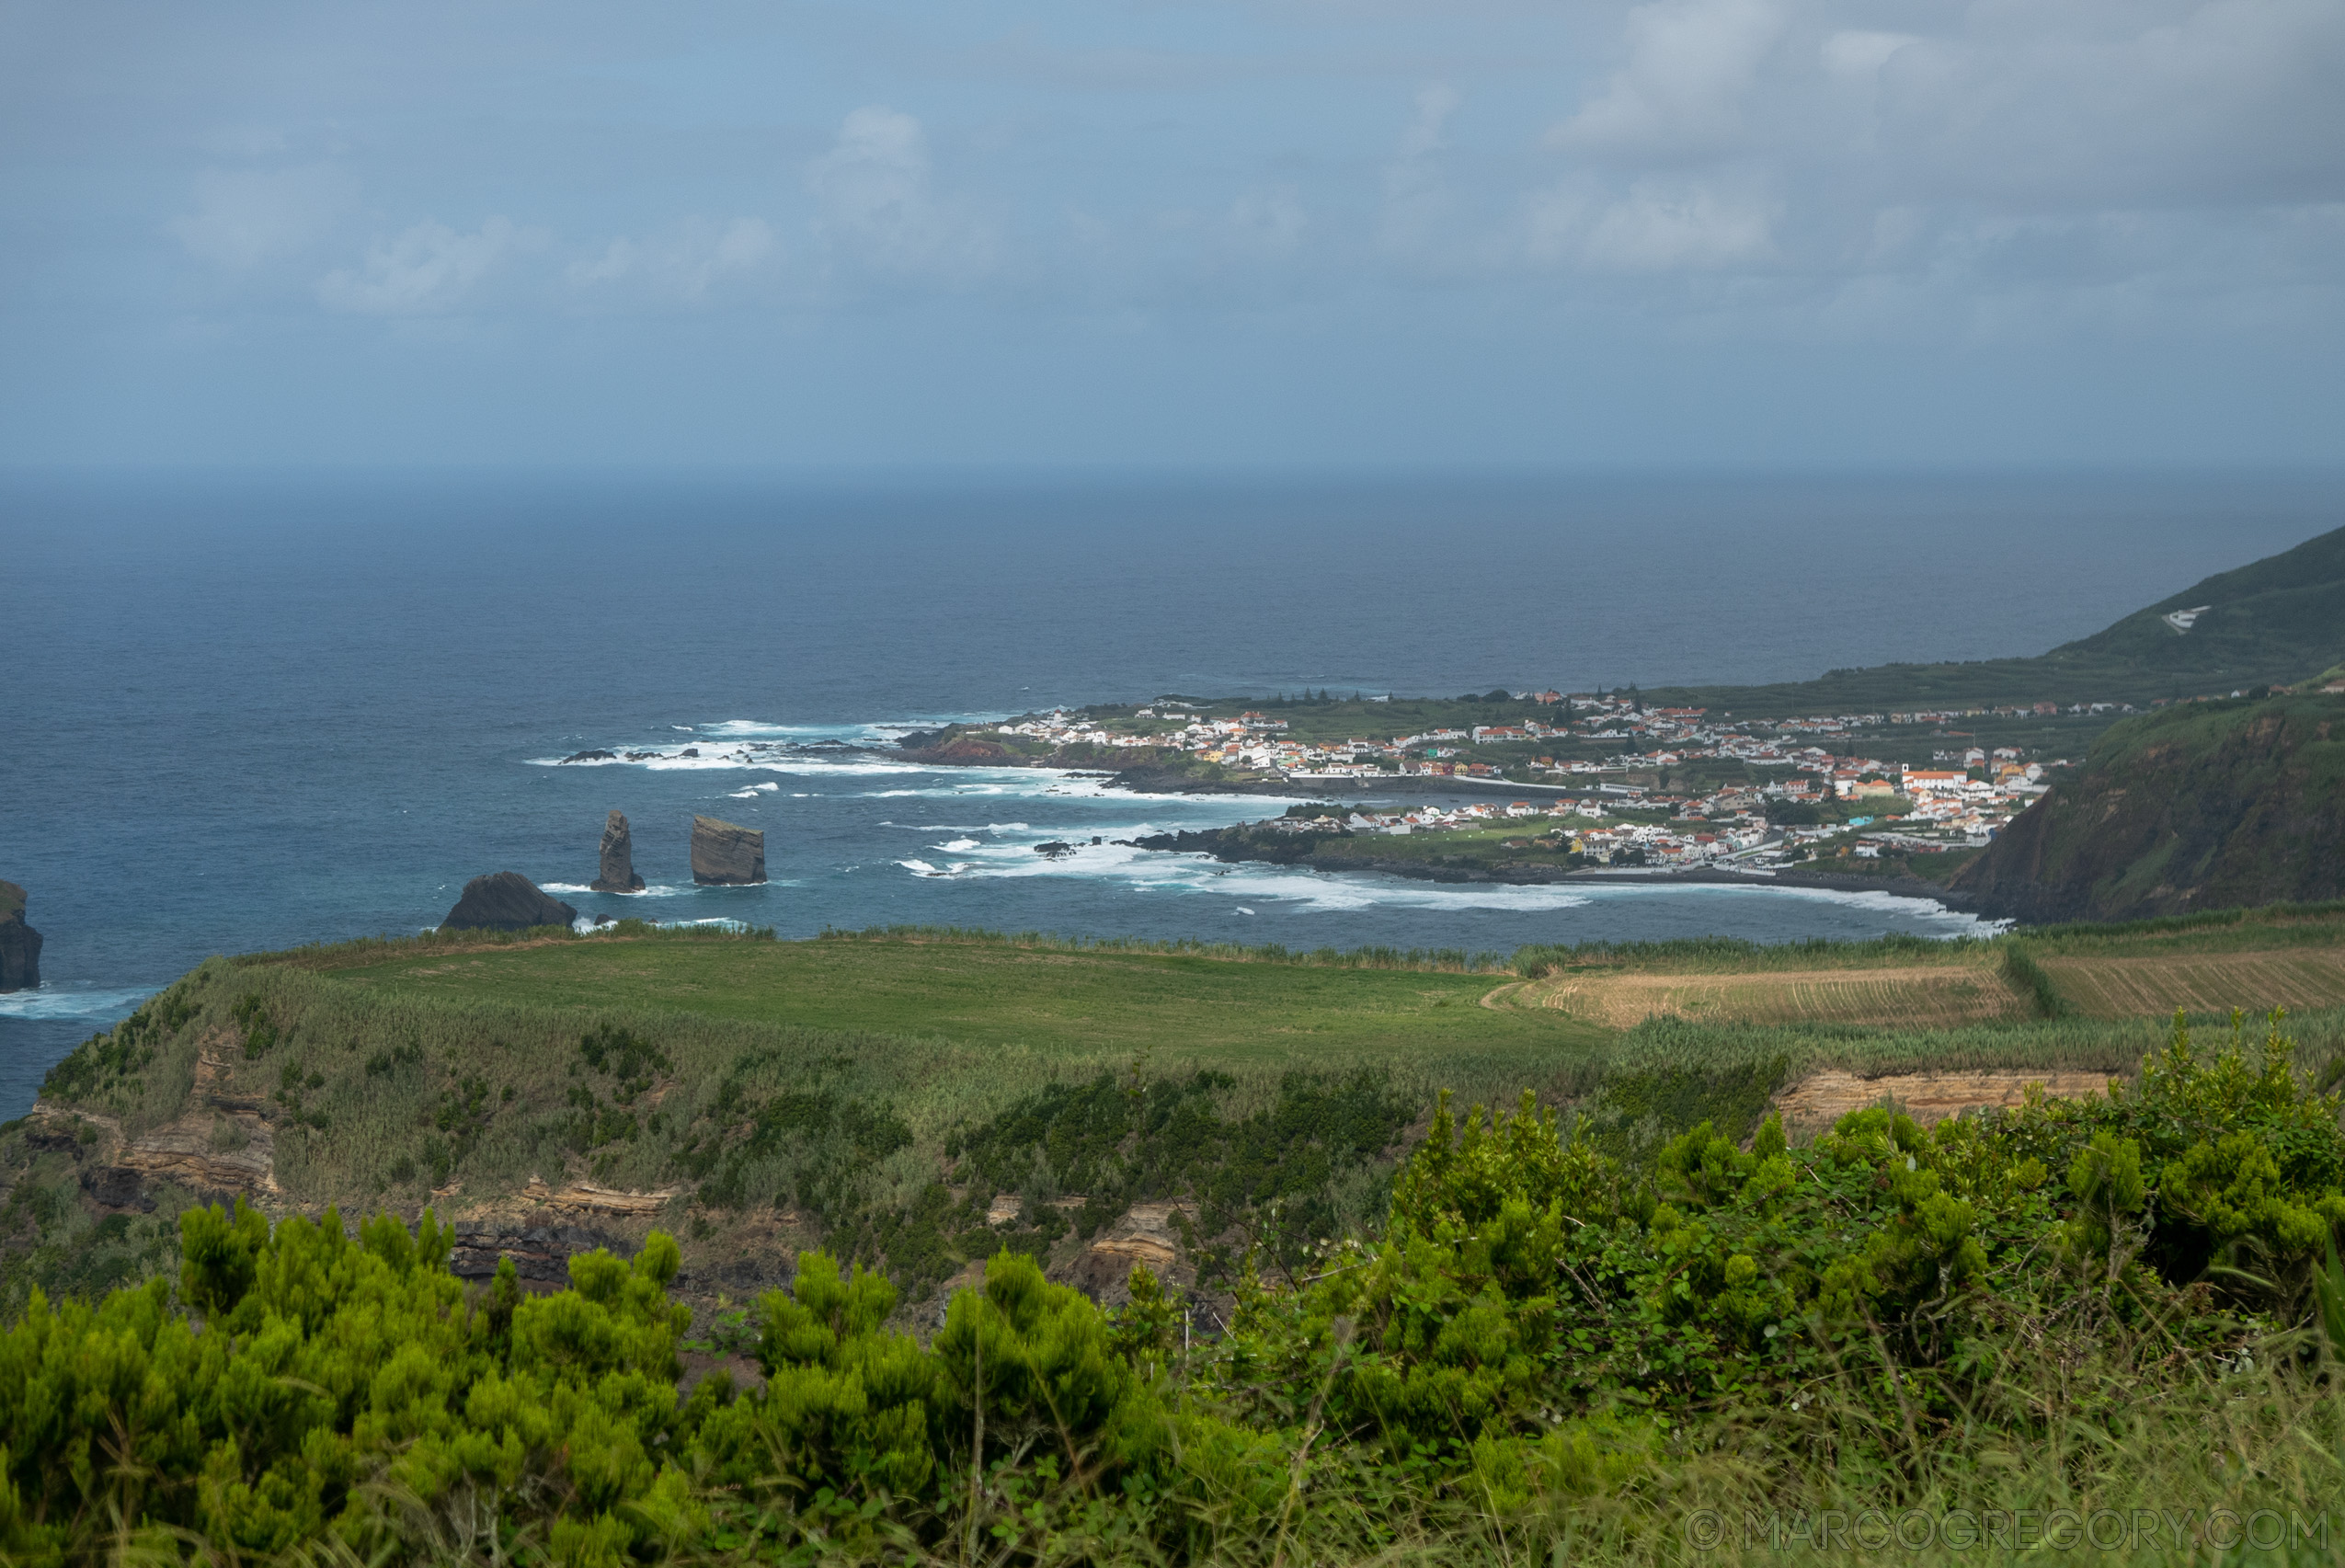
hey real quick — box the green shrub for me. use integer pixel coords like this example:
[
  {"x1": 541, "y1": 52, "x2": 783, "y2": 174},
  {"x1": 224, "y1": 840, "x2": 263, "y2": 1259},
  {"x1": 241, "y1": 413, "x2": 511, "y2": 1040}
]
[{"x1": 8, "y1": 1007, "x2": 2345, "y2": 1563}]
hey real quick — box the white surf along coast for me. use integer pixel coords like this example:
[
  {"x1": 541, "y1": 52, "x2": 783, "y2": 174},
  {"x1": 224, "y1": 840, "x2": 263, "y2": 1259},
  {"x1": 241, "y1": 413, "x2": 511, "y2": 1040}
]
[{"x1": 520, "y1": 715, "x2": 1998, "y2": 938}]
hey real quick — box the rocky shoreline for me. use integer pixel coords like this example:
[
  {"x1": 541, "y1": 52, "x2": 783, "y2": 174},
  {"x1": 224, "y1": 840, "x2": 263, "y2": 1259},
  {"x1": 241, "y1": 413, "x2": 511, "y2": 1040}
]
[
  {"x1": 898, "y1": 738, "x2": 1981, "y2": 911},
  {"x1": 893, "y1": 738, "x2": 1583, "y2": 801},
  {"x1": 1125, "y1": 828, "x2": 1982, "y2": 910}
]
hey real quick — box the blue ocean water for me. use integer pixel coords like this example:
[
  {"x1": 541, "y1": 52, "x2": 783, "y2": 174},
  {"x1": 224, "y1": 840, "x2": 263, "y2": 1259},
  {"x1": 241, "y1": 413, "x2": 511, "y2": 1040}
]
[{"x1": 4, "y1": 469, "x2": 2338, "y2": 1119}]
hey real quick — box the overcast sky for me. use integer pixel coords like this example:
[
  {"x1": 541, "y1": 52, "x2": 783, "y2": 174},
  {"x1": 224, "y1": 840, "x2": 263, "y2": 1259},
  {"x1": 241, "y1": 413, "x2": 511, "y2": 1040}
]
[{"x1": 3, "y1": 0, "x2": 2341, "y2": 468}]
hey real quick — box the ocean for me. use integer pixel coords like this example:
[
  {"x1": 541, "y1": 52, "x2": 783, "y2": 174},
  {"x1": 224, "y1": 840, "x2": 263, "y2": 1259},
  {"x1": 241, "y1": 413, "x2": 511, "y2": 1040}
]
[{"x1": 5, "y1": 468, "x2": 2339, "y2": 1119}]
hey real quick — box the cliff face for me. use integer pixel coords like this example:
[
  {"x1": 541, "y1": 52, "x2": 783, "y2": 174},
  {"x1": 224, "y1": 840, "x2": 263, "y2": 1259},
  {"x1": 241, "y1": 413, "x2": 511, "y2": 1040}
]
[
  {"x1": 691, "y1": 817, "x2": 766, "y2": 886},
  {"x1": 590, "y1": 810, "x2": 646, "y2": 892},
  {"x1": 1953, "y1": 694, "x2": 2345, "y2": 923},
  {"x1": 0, "y1": 881, "x2": 40, "y2": 991}
]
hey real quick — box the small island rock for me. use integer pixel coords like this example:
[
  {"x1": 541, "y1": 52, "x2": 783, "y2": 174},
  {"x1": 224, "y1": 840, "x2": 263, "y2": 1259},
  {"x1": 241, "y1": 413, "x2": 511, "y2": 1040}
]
[
  {"x1": 440, "y1": 873, "x2": 579, "y2": 933},
  {"x1": 691, "y1": 817, "x2": 766, "y2": 885},
  {"x1": 0, "y1": 881, "x2": 42, "y2": 991},
  {"x1": 589, "y1": 810, "x2": 646, "y2": 892}
]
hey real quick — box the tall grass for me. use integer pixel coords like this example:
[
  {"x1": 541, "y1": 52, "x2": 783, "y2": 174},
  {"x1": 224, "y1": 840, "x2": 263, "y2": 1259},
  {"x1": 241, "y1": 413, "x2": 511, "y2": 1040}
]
[
  {"x1": 2029, "y1": 898, "x2": 2345, "y2": 948},
  {"x1": 1511, "y1": 930, "x2": 1991, "y2": 977},
  {"x1": 239, "y1": 917, "x2": 778, "y2": 972},
  {"x1": 1998, "y1": 941, "x2": 2070, "y2": 1018},
  {"x1": 818, "y1": 922, "x2": 1513, "y2": 973}
]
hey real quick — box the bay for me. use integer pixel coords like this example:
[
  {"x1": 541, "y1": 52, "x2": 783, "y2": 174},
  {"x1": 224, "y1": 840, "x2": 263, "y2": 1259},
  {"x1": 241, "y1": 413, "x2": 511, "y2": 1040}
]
[{"x1": 4, "y1": 468, "x2": 2337, "y2": 1119}]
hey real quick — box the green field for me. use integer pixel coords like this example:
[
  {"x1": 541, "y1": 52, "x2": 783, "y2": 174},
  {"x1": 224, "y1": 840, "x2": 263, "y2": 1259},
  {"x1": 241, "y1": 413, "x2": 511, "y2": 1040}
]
[
  {"x1": 321, "y1": 932, "x2": 1597, "y2": 1067},
  {"x1": 15, "y1": 911, "x2": 2345, "y2": 1323},
  {"x1": 17, "y1": 914, "x2": 2345, "y2": 1562}
]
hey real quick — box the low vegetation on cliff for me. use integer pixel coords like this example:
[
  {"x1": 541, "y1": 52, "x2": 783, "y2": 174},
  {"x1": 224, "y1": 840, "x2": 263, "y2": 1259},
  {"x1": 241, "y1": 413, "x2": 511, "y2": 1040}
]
[
  {"x1": 9, "y1": 1005, "x2": 2345, "y2": 1565},
  {"x1": 1955, "y1": 692, "x2": 2345, "y2": 923}
]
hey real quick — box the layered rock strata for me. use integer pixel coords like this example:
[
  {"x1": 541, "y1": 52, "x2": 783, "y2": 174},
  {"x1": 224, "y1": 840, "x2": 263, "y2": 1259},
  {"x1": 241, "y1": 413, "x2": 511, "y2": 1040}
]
[
  {"x1": 440, "y1": 872, "x2": 580, "y2": 932},
  {"x1": 691, "y1": 817, "x2": 766, "y2": 885},
  {"x1": 0, "y1": 881, "x2": 40, "y2": 991},
  {"x1": 590, "y1": 810, "x2": 646, "y2": 891}
]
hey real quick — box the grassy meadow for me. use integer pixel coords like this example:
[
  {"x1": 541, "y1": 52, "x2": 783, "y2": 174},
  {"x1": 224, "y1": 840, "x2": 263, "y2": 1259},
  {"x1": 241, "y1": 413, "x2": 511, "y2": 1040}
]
[
  {"x1": 10, "y1": 907, "x2": 2345, "y2": 1322},
  {"x1": 13, "y1": 910, "x2": 2345, "y2": 1562},
  {"x1": 313, "y1": 926, "x2": 1596, "y2": 1067}
]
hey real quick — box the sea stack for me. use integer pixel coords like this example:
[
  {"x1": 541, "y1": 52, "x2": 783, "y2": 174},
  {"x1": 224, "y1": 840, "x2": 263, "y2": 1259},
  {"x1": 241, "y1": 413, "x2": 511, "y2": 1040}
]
[
  {"x1": 440, "y1": 872, "x2": 580, "y2": 933},
  {"x1": 691, "y1": 816, "x2": 766, "y2": 885},
  {"x1": 0, "y1": 881, "x2": 42, "y2": 991},
  {"x1": 589, "y1": 811, "x2": 646, "y2": 891}
]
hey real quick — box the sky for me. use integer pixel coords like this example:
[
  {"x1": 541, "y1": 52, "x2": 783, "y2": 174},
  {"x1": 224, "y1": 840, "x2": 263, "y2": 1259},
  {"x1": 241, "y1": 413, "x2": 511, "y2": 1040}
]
[{"x1": 2, "y1": 0, "x2": 2341, "y2": 469}]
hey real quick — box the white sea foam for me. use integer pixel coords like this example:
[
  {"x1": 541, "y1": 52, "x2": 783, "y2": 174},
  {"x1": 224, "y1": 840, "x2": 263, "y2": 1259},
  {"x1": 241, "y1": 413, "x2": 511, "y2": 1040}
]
[
  {"x1": 0, "y1": 985, "x2": 158, "y2": 1021},
  {"x1": 936, "y1": 839, "x2": 981, "y2": 852},
  {"x1": 1578, "y1": 880, "x2": 1998, "y2": 934},
  {"x1": 539, "y1": 882, "x2": 698, "y2": 898},
  {"x1": 895, "y1": 834, "x2": 1600, "y2": 912},
  {"x1": 700, "y1": 714, "x2": 1010, "y2": 743},
  {"x1": 880, "y1": 821, "x2": 1035, "y2": 833},
  {"x1": 903, "y1": 826, "x2": 1990, "y2": 930}
]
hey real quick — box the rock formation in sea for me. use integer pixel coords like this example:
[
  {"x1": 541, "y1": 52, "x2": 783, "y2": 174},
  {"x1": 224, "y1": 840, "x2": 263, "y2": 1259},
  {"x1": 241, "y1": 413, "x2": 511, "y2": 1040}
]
[
  {"x1": 589, "y1": 811, "x2": 646, "y2": 891},
  {"x1": 0, "y1": 881, "x2": 42, "y2": 991},
  {"x1": 691, "y1": 817, "x2": 766, "y2": 885},
  {"x1": 440, "y1": 873, "x2": 580, "y2": 933}
]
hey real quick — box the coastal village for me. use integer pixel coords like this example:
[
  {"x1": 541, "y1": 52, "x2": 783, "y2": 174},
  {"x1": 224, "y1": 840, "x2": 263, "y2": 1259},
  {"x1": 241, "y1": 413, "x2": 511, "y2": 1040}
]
[{"x1": 985, "y1": 690, "x2": 2099, "y2": 868}]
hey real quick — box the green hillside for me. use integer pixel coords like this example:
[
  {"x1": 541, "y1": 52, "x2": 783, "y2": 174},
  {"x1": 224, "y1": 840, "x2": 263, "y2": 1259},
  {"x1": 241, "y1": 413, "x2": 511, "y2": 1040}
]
[
  {"x1": 1955, "y1": 691, "x2": 2345, "y2": 922},
  {"x1": 11, "y1": 926, "x2": 2345, "y2": 1562},
  {"x1": 1640, "y1": 521, "x2": 2345, "y2": 714}
]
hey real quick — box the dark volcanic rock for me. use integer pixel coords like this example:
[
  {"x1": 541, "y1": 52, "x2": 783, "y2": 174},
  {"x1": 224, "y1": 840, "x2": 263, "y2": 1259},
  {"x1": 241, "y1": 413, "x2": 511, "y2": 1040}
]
[
  {"x1": 449, "y1": 1221, "x2": 627, "y2": 1287},
  {"x1": 590, "y1": 810, "x2": 646, "y2": 892},
  {"x1": 560, "y1": 749, "x2": 618, "y2": 763},
  {"x1": 0, "y1": 881, "x2": 40, "y2": 992},
  {"x1": 692, "y1": 816, "x2": 767, "y2": 885},
  {"x1": 81, "y1": 1165, "x2": 156, "y2": 1212},
  {"x1": 440, "y1": 872, "x2": 579, "y2": 933}
]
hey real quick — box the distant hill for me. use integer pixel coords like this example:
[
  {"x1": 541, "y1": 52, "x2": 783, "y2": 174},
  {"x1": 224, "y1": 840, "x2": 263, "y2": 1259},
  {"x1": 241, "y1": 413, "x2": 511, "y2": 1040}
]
[
  {"x1": 1642, "y1": 522, "x2": 2345, "y2": 715},
  {"x1": 1952, "y1": 692, "x2": 2345, "y2": 923}
]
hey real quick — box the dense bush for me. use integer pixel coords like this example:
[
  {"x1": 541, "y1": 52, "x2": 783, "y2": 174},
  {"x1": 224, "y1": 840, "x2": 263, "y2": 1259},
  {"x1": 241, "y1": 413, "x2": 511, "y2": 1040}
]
[
  {"x1": 1217, "y1": 1009, "x2": 2345, "y2": 1508},
  {"x1": 5, "y1": 1009, "x2": 2345, "y2": 1563},
  {"x1": 0, "y1": 1205, "x2": 697, "y2": 1566}
]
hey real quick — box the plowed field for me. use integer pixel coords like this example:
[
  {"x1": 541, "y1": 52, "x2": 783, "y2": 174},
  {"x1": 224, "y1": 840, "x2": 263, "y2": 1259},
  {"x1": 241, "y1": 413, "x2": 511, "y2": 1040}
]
[
  {"x1": 2041, "y1": 949, "x2": 2345, "y2": 1019},
  {"x1": 1519, "y1": 963, "x2": 2029, "y2": 1028}
]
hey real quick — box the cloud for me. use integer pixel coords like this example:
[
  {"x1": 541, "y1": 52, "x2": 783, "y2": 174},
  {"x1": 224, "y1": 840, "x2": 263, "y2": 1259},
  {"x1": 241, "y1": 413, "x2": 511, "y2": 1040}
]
[
  {"x1": 315, "y1": 217, "x2": 536, "y2": 314},
  {"x1": 1508, "y1": 0, "x2": 2345, "y2": 319},
  {"x1": 170, "y1": 166, "x2": 355, "y2": 269},
  {"x1": 806, "y1": 106, "x2": 995, "y2": 280},
  {"x1": 1870, "y1": 0, "x2": 2345, "y2": 208},
  {"x1": 1225, "y1": 187, "x2": 1306, "y2": 258},
  {"x1": 1582, "y1": 181, "x2": 1777, "y2": 269},
  {"x1": 1820, "y1": 30, "x2": 1916, "y2": 82},
  {"x1": 1381, "y1": 83, "x2": 1460, "y2": 255},
  {"x1": 568, "y1": 217, "x2": 780, "y2": 300},
  {"x1": 1554, "y1": 0, "x2": 1784, "y2": 159}
]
